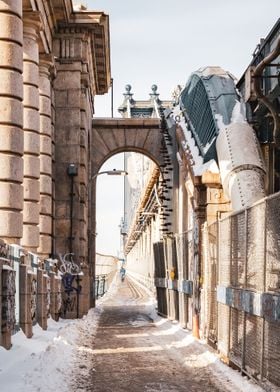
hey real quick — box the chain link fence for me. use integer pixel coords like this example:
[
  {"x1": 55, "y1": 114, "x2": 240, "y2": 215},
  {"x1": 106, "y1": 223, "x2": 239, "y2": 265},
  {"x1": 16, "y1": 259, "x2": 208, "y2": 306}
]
[{"x1": 203, "y1": 191, "x2": 280, "y2": 389}]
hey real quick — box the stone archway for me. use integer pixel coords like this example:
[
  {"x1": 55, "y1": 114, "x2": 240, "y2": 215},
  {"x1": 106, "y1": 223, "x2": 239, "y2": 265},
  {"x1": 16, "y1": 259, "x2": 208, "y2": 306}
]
[
  {"x1": 89, "y1": 117, "x2": 167, "y2": 305},
  {"x1": 91, "y1": 118, "x2": 165, "y2": 175}
]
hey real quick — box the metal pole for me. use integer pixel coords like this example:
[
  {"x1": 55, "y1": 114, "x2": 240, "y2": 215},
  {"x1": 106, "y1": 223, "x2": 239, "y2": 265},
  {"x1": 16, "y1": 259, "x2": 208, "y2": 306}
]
[
  {"x1": 76, "y1": 275, "x2": 80, "y2": 318},
  {"x1": 111, "y1": 78, "x2": 114, "y2": 118},
  {"x1": 69, "y1": 176, "x2": 74, "y2": 253}
]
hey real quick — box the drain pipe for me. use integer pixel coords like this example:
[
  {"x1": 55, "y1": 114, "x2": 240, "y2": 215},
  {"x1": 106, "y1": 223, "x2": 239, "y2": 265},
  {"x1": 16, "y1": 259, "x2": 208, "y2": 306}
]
[{"x1": 253, "y1": 37, "x2": 280, "y2": 145}]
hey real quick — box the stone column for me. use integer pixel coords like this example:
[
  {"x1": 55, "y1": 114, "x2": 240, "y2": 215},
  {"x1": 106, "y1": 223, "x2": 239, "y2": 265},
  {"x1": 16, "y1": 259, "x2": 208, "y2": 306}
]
[
  {"x1": 21, "y1": 13, "x2": 41, "y2": 252},
  {"x1": 0, "y1": 1, "x2": 23, "y2": 243},
  {"x1": 38, "y1": 57, "x2": 53, "y2": 259}
]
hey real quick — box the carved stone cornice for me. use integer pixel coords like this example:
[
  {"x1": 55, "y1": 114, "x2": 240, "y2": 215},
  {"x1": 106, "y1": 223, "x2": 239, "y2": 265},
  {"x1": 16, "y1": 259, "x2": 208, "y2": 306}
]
[
  {"x1": 23, "y1": 11, "x2": 43, "y2": 40},
  {"x1": 39, "y1": 54, "x2": 56, "y2": 79},
  {"x1": 55, "y1": 10, "x2": 111, "y2": 95}
]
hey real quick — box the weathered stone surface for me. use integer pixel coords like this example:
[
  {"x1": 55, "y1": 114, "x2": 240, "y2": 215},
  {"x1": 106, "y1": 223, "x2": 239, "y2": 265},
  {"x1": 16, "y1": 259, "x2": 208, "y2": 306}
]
[
  {"x1": 23, "y1": 107, "x2": 40, "y2": 131},
  {"x1": 0, "y1": 126, "x2": 23, "y2": 155},
  {"x1": 21, "y1": 224, "x2": 39, "y2": 248},
  {"x1": 39, "y1": 195, "x2": 52, "y2": 215},
  {"x1": 0, "y1": 0, "x2": 22, "y2": 16},
  {"x1": 24, "y1": 131, "x2": 40, "y2": 154},
  {"x1": 0, "y1": 155, "x2": 23, "y2": 182},
  {"x1": 0, "y1": 97, "x2": 23, "y2": 126},
  {"x1": 23, "y1": 155, "x2": 40, "y2": 178},
  {"x1": 39, "y1": 96, "x2": 52, "y2": 116},
  {"x1": 0, "y1": 13, "x2": 22, "y2": 44},
  {"x1": 38, "y1": 234, "x2": 52, "y2": 254},
  {"x1": 0, "y1": 69, "x2": 23, "y2": 98},
  {"x1": 55, "y1": 108, "x2": 80, "y2": 128},
  {"x1": 40, "y1": 174, "x2": 52, "y2": 195},
  {"x1": 39, "y1": 215, "x2": 52, "y2": 234},
  {"x1": 0, "y1": 211, "x2": 23, "y2": 238},
  {"x1": 54, "y1": 71, "x2": 81, "y2": 90},
  {"x1": 0, "y1": 183, "x2": 23, "y2": 210},
  {"x1": 23, "y1": 36, "x2": 39, "y2": 64},
  {"x1": 23, "y1": 61, "x2": 39, "y2": 86},
  {"x1": 23, "y1": 201, "x2": 39, "y2": 224},
  {"x1": 40, "y1": 135, "x2": 52, "y2": 154},
  {"x1": 0, "y1": 41, "x2": 23, "y2": 72},
  {"x1": 23, "y1": 85, "x2": 40, "y2": 109},
  {"x1": 40, "y1": 115, "x2": 52, "y2": 136},
  {"x1": 40, "y1": 154, "x2": 52, "y2": 175},
  {"x1": 23, "y1": 178, "x2": 40, "y2": 201},
  {"x1": 39, "y1": 77, "x2": 51, "y2": 97}
]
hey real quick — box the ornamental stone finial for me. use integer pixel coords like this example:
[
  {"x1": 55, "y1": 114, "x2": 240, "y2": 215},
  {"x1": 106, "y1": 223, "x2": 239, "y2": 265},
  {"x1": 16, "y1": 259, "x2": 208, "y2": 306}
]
[
  {"x1": 151, "y1": 84, "x2": 158, "y2": 94},
  {"x1": 124, "y1": 84, "x2": 133, "y2": 101},
  {"x1": 150, "y1": 84, "x2": 160, "y2": 103},
  {"x1": 124, "y1": 84, "x2": 132, "y2": 95}
]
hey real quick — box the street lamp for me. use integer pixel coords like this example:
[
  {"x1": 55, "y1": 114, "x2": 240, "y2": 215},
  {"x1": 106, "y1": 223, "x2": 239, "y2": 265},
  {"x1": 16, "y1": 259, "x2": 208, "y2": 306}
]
[{"x1": 91, "y1": 169, "x2": 128, "y2": 181}]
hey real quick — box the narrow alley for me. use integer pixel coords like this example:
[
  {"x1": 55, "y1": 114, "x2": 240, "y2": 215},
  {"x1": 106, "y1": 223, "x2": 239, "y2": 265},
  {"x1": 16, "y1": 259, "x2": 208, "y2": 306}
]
[{"x1": 69, "y1": 277, "x2": 263, "y2": 392}]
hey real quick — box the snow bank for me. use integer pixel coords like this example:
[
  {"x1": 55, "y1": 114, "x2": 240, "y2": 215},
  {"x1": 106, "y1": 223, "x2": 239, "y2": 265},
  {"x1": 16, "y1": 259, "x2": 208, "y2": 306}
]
[{"x1": 0, "y1": 309, "x2": 103, "y2": 391}]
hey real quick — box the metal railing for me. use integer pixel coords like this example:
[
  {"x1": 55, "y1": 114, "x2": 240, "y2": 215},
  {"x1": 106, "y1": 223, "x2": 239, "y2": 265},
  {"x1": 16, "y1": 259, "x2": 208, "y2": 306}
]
[{"x1": 95, "y1": 270, "x2": 116, "y2": 299}]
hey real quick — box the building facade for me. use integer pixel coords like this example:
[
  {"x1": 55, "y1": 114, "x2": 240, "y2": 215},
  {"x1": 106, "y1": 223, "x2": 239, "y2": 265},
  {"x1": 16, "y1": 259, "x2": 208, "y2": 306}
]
[{"x1": 0, "y1": 0, "x2": 110, "y2": 347}]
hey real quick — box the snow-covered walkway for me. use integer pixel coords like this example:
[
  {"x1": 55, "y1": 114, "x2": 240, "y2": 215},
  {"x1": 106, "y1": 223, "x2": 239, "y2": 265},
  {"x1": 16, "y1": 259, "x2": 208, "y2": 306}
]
[{"x1": 0, "y1": 275, "x2": 265, "y2": 391}]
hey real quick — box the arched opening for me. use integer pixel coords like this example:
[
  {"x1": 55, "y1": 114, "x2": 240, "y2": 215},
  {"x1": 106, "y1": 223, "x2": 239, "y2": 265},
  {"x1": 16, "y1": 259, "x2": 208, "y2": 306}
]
[{"x1": 94, "y1": 149, "x2": 166, "y2": 303}]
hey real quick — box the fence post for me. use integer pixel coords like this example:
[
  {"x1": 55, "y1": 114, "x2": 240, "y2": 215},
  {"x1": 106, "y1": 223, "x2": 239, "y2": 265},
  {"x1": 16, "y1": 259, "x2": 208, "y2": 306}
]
[
  {"x1": 37, "y1": 269, "x2": 48, "y2": 330},
  {"x1": 260, "y1": 200, "x2": 267, "y2": 380},
  {"x1": 20, "y1": 264, "x2": 35, "y2": 338},
  {"x1": 241, "y1": 209, "x2": 248, "y2": 371}
]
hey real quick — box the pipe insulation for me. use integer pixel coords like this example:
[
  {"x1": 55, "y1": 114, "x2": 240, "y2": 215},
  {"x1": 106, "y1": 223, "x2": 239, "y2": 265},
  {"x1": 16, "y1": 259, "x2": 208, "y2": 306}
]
[{"x1": 216, "y1": 122, "x2": 266, "y2": 211}]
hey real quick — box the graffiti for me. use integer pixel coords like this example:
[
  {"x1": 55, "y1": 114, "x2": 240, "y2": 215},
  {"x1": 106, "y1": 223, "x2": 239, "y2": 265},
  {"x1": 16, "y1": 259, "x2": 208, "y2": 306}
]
[
  {"x1": 63, "y1": 295, "x2": 77, "y2": 314},
  {"x1": 1, "y1": 269, "x2": 16, "y2": 332},
  {"x1": 58, "y1": 253, "x2": 80, "y2": 275},
  {"x1": 61, "y1": 273, "x2": 81, "y2": 316},
  {"x1": 30, "y1": 278, "x2": 37, "y2": 323},
  {"x1": 46, "y1": 278, "x2": 51, "y2": 317},
  {"x1": 0, "y1": 240, "x2": 9, "y2": 259}
]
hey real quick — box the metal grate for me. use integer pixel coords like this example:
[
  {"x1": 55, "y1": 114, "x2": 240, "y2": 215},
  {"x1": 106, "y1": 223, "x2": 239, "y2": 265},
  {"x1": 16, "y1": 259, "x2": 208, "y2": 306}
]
[
  {"x1": 203, "y1": 223, "x2": 218, "y2": 345},
  {"x1": 229, "y1": 308, "x2": 244, "y2": 367},
  {"x1": 266, "y1": 195, "x2": 280, "y2": 293},
  {"x1": 247, "y1": 204, "x2": 265, "y2": 291},
  {"x1": 180, "y1": 75, "x2": 216, "y2": 156},
  {"x1": 215, "y1": 192, "x2": 280, "y2": 388},
  {"x1": 263, "y1": 320, "x2": 280, "y2": 386},
  {"x1": 217, "y1": 303, "x2": 230, "y2": 357},
  {"x1": 230, "y1": 213, "x2": 246, "y2": 288},
  {"x1": 244, "y1": 314, "x2": 263, "y2": 378},
  {"x1": 218, "y1": 219, "x2": 231, "y2": 286}
]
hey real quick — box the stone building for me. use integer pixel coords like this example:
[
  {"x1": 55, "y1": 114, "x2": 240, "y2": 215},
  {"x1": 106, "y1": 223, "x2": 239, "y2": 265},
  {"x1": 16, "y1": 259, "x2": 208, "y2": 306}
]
[
  {"x1": 0, "y1": 0, "x2": 111, "y2": 347},
  {"x1": 0, "y1": 1, "x2": 110, "y2": 259}
]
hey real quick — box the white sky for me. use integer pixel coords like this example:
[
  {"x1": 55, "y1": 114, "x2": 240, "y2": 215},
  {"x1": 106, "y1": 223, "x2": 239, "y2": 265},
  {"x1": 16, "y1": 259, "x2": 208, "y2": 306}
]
[{"x1": 90, "y1": 0, "x2": 279, "y2": 256}]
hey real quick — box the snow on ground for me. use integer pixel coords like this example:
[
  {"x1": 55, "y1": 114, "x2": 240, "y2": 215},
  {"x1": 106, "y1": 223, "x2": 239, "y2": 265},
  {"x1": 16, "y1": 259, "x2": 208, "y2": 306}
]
[
  {"x1": 0, "y1": 307, "x2": 103, "y2": 391},
  {"x1": 0, "y1": 276, "x2": 266, "y2": 392}
]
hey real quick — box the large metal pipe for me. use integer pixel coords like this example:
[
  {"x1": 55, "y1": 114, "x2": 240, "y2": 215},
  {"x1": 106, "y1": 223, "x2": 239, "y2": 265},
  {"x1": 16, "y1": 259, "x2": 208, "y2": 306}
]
[
  {"x1": 253, "y1": 37, "x2": 280, "y2": 145},
  {"x1": 216, "y1": 122, "x2": 266, "y2": 211}
]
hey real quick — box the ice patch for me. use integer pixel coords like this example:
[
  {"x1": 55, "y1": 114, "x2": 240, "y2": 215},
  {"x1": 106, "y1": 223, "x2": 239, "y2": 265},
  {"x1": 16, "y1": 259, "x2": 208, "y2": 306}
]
[{"x1": 231, "y1": 99, "x2": 246, "y2": 123}]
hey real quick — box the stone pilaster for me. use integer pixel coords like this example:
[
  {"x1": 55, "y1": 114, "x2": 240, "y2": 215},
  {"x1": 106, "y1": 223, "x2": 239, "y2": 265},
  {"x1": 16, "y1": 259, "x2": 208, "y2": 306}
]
[
  {"x1": 0, "y1": 0, "x2": 23, "y2": 243},
  {"x1": 38, "y1": 56, "x2": 54, "y2": 259},
  {"x1": 21, "y1": 13, "x2": 41, "y2": 252}
]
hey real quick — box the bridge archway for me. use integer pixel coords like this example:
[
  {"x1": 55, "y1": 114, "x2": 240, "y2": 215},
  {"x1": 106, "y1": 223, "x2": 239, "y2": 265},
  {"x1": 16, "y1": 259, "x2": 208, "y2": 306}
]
[
  {"x1": 90, "y1": 117, "x2": 168, "y2": 304},
  {"x1": 91, "y1": 118, "x2": 165, "y2": 175}
]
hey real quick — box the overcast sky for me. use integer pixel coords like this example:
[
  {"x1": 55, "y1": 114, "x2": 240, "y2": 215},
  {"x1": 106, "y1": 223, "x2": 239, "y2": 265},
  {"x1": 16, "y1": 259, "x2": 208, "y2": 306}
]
[{"x1": 88, "y1": 0, "x2": 279, "y2": 256}]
